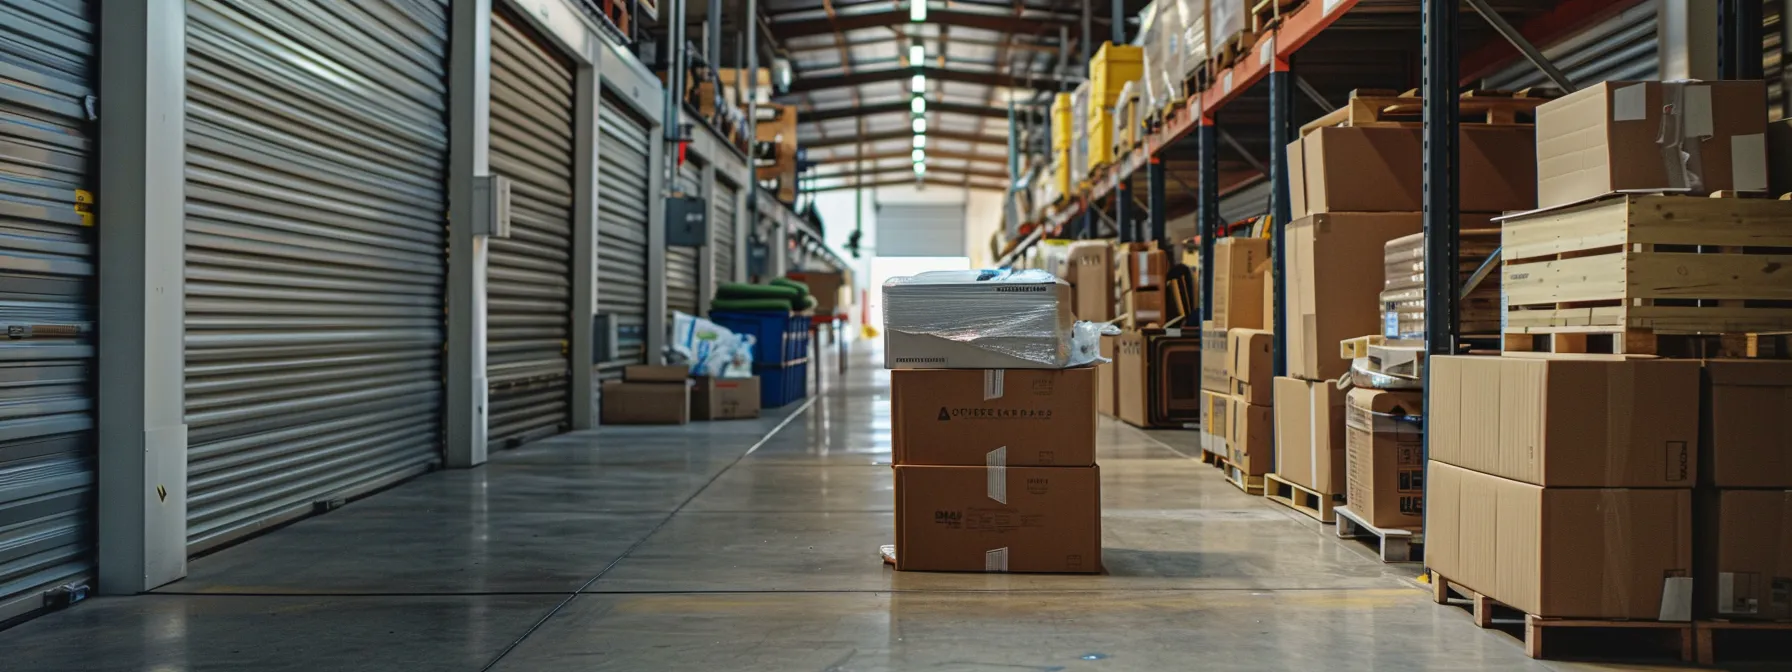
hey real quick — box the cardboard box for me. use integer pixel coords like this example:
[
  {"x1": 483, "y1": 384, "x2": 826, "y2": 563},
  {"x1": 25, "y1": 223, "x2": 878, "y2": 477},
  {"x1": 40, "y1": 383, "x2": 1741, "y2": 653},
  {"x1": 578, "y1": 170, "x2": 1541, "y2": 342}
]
[
  {"x1": 1699, "y1": 489, "x2": 1792, "y2": 619},
  {"x1": 1097, "y1": 335, "x2": 1118, "y2": 417},
  {"x1": 692, "y1": 376, "x2": 761, "y2": 420},
  {"x1": 1127, "y1": 288, "x2": 1166, "y2": 326},
  {"x1": 1227, "y1": 397, "x2": 1274, "y2": 476},
  {"x1": 1287, "y1": 125, "x2": 1537, "y2": 218},
  {"x1": 1344, "y1": 388, "x2": 1425, "y2": 529},
  {"x1": 1273, "y1": 376, "x2": 1346, "y2": 495},
  {"x1": 883, "y1": 277, "x2": 1074, "y2": 369},
  {"x1": 1426, "y1": 461, "x2": 1693, "y2": 620},
  {"x1": 1429, "y1": 355, "x2": 1700, "y2": 487},
  {"x1": 625, "y1": 364, "x2": 688, "y2": 383},
  {"x1": 1535, "y1": 80, "x2": 1767, "y2": 209},
  {"x1": 1704, "y1": 360, "x2": 1792, "y2": 488},
  {"x1": 1226, "y1": 328, "x2": 1273, "y2": 405},
  {"x1": 1067, "y1": 242, "x2": 1113, "y2": 322},
  {"x1": 1285, "y1": 213, "x2": 1496, "y2": 381},
  {"x1": 1200, "y1": 322, "x2": 1229, "y2": 394},
  {"x1": 893, "y1": 464, "x2": 1102, "y2": 573},
  {"x1": 1259, "y1": 258, "x2": 1276, "y2": 334},
  {"x1": 601, "y1": 381, "x2": 691, "y2": 424},
  {"x1": 1201, "y1": 390, "x2": 1229, "y2": 455},
  {"x1": 891, "y1": 368, "x2": 1097, "y2": 467},
  {"x1": 1116, "y1": 246, "x2": 1168, "y2": 290},
  {"x1": 1211, "y1": 238, "x2": 1267, "y2": 330},
  {"x1": 787, "y1": 271, "x2": 848, "y2": 314},
  {"x1": 1116, "y1": 331, "x2": 1148, "y2": 427}
]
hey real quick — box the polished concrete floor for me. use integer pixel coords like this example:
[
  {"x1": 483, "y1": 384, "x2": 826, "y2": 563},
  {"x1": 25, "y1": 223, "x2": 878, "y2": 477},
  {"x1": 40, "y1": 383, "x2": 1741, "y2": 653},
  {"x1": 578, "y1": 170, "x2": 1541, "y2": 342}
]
[{"x1": 0, "y1": 346, "x2": 1746, "y2": 670}]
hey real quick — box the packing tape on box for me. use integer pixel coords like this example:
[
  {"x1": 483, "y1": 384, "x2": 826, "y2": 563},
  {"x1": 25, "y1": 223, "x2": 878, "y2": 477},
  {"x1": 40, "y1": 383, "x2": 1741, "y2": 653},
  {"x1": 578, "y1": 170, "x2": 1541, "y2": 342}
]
[
  {"x1": 983, "y1": 370, "x2": 1005, "y2": 401},
  {"x1": 986, "y1": 446, "x2": 1008, "y2": 504},
  {"x1": 985, "y1": 547, "x2": 1010, "y2": 572},
  {"x1": 1653, "y1": 81, "x2": 1708, "y2": 193}
]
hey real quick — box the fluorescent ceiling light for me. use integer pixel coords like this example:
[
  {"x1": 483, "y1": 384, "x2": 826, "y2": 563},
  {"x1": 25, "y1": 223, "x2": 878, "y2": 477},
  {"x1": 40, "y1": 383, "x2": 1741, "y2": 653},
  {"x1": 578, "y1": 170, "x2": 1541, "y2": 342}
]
[
  {"x1": 911, "y1": 74, "x2": 926, "y2": 93},
  {"x1": 912, "y1": 149, "x2": 925, "y2": 162},
  {"x1": 913, "y1": 162, "x2": 927, "y2": 175},
  {"x1": 909, "y1": 44, "x2": 925, "y2": 65},
  {"x1": 910, "y1": 0, "x2": 926, "y2": 21},
  {"x1": 912, "y1": 117, "x2": 927, "y2": 133},
  {"x1": 913, "y1": 135, "x2": 926, "y2": 148},
  {"x1": 910, "y1": 97, "x2": 926, "y2": 114}
]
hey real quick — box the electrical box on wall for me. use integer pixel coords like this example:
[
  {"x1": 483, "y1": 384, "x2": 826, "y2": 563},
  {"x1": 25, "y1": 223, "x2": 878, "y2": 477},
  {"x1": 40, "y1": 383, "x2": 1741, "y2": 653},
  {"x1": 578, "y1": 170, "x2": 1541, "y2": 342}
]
[
  {"x1": 747, "y1": 237, "x2": 769, "y2": 277},
  {"x1": 473, "y1": 175, "x2": 512, "y2": 238},
  {"x1": 665, "y1": 195, "x2": 708, "y2": 247},
  {"x1": 592, "y1": 314, "x2": 618, "y2": 363}
]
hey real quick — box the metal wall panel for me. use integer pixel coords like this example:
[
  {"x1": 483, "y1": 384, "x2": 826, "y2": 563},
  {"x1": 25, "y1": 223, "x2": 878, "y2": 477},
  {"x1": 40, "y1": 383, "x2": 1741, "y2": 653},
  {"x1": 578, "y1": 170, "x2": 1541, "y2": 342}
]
[
  {"x1": 486, "y1": 11, "x2": 574, "y2": 448},
  {"x1": 596, "y1": 95, "x2": 652, "y2": 379},
  {"x1": 1217, "y1": 177, "x2": 1271, "y2": 228},
  {"x1": 666, "y1": 157, "x2": 702, "y2": 318},
  {"x1": 713, "y1": 178, "x2": 739, "y2": 287},
  {"x1": 183, "y1": 0, "x2": 448, "y2": 550},
  {"x1": 1483, "y1": 1, "x2": 1660, "y2": 90},
  {"x1": 0, "y1": 0, "x2": 97, "y2": 623}
]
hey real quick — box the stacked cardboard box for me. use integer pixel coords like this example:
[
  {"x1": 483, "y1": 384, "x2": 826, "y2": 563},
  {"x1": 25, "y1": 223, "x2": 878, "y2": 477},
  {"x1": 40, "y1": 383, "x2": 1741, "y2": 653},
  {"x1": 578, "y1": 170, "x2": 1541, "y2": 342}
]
[
  {"x1": 890, "y1": 368, "x2": 1102, "y2": 573},
  {"x1": 1197, "y1": 238, "x2": 1270, "y2": 474},
  {"x1": 1115, "y1": 242, "x2": 1168, "y2": 327},
  {"x1": 1698, "y1": 361, "x2": 1792, "y2": 621},
  {"x1": 1116, "y1": 328, "x2": 1201, "y2": 429},
  {"x1": 602, "y1": 365, "x2": 694, "y2": 425},
  {"x1": 1064, "y1": 241, "x2": 1113, "y2": 322}
]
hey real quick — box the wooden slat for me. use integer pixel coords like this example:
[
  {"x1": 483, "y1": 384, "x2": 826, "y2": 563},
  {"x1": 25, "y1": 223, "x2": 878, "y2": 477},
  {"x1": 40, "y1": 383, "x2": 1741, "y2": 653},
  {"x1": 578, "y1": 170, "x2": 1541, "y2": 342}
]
[
  {"x1": 1503, "y1": 253, "x2": 1629, "y2": 306},
  {"x1": 1630, "y1": 252, "x2": 1792, "y2": 301}
]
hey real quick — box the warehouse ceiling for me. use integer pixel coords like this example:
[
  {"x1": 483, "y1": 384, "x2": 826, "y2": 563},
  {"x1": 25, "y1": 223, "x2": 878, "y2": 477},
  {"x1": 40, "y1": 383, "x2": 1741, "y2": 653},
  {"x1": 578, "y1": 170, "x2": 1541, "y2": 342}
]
[{"x1": 764, "y1": 0, "x2": 1150, "y2": 192}]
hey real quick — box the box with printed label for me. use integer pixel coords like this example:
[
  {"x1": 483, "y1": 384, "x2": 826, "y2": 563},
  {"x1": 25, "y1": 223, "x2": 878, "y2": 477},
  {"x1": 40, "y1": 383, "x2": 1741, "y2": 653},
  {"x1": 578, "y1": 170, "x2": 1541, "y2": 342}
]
[
  {"x1": 1201, "y1": 322, "x2": 1229, "y2": 394},
  {"x1": 1698, "y1": 489, "x2": 1792, "y2": 619},
  {"x1": 1426, "y1": 461, "x2": 1693, "y2": 620},
  {"x1": 1704, "y1": 360, "x2": 1792, "y2": 488},
  {"x1": 1429, "y1": 354, "x2": 1699, "y2": 487},
  {"x1": 1116, "y1": 245, "x2": 1168, "y2": 291},
  {"x1": 1534, "y1": 80, "x2": 1766, "y2": 210},
  {"x1": 1345, "y1": 388, "x2": 1425, "y2": 529},
  {"x1": 893, "y1": 464, "x2": 1102, "y2": 573},
  {"x1": 1226, "y1": 328, "x2": 1273, "y2": 405},
  {"x1": 1228, "y1": 396, "x2": 1273, "y2": 477},
  {"x1": 1116, "y1": 331, "x2": 1149, "y2": 428},
  {"x1": 1127, "y1": 287, "x2": 1166, "y2": 326},
  {"x1": 691, "y1": 377, "x2": 761, "y2": 420},
  {"x1": 891, "y1": 368, "x2": 1096, "y2": 467},
  {"x1": 1273, "y1": 376, "x2": 1346, "y2": 495},
  {"x1": 1211, "y1": 238, "x2": 1267, "y2": 330}
]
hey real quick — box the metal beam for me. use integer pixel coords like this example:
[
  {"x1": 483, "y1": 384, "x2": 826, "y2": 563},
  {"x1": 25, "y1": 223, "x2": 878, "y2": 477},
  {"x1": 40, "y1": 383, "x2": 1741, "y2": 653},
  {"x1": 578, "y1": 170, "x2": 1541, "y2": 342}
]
[
  {"x1": 769, "y1": 8, "x2": 1098, "y2": 39},
  {"x1": 784, "y1": 35, "x2": 1060, "y2": 54},
  {"x1": 1268, "y1": 62, "x2": 1293, "y2": 378},
  {"x1": 1422, "y1": 0, "x2": 1460, "y2": 359},
  {"x1": 801, "y1": 99, "x2": 1011, "y2": 122},
  {"x1": 803, "y1": 129, "x2": 1009, "y2": 148},
  {"x1": 803, "y1": 177, "x2": 1007, "y2": 193},
  {"x1": 1719, "y1": 0, "x2": 1764, "y2": 80},
  {"x1": 1197, "y1": 120, "x2": 1216, "y2": 323},
  {"x1": 813, "y1": 149, "x2": 1008, "y2": 166},
  {"x1": 1464, "y1": 0, "x2": 1577, "y2": 92},
  {"x1": 785, "y1": 65, "x2": 1073, "y2": 93},
  {"x1": 817, "y1": 164, "x2": 1010, "y2": 181}
]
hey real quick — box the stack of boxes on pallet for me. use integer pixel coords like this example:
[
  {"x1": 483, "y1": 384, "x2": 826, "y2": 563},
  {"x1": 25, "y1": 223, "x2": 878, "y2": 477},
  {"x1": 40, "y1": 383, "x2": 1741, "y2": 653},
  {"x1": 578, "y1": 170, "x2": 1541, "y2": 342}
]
[
  {"x1": 1198, "y1": 238, "x2": 1271, "y2": 492},
  {"x1": 1088, "y1": 42, "x2": 1143, "y2": 170},
  {"x1": 882, "y1": 270, "x2": 1102, "y2": 573}
]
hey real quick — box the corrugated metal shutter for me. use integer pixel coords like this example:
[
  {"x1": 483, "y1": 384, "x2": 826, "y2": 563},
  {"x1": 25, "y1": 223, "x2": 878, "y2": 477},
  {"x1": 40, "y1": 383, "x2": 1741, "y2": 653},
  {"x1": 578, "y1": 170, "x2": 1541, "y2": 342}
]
[
  {"x1": 0, "y1": 0, "x2": 96, "y2": 623},
  {"x1": 1218, "y1": 177, "x2": 1271, "y2": 227},
  {"x1": 713, "y1": 178, "x2": 739, "y2": 287},
  {"x1": 1482, "y1": 1, "x2": 1659, "y2": 91},
  {"x1": 665, "y1": 157, "x2": 702, "y2": 319},
  {"x1": 596, "y1": 96, "x2": 652, "y2": 379},
  {"x1": 486, "y1": 11, "x2": 572, "y2": 448},
  {"x1": 183, "y1": 0, "x2": 448, "y2": 551}
]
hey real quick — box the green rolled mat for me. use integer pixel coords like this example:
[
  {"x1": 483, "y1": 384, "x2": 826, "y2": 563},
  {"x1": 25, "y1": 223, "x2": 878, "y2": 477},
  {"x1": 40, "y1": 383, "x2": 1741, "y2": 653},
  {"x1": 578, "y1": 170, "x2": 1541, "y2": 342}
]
[
  {"x1": 803, "y1": 294, "x2": 817, "y2": 310},
  {"x1": 715, "y1": 282, "x2": 800, "y2": 301},
  {"x1": 710, "y1": 297, "x2": 800, "y2": 312},
  {"x1": 770, "y1": 277, "x2": 811, "y2": 296}
]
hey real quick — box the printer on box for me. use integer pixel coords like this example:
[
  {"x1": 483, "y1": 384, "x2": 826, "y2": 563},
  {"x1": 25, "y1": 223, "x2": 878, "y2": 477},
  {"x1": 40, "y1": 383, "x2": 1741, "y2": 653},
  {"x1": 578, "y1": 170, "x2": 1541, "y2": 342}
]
[{"x1": 882, "y1": 269, "x2": 1083, "y2": 369}]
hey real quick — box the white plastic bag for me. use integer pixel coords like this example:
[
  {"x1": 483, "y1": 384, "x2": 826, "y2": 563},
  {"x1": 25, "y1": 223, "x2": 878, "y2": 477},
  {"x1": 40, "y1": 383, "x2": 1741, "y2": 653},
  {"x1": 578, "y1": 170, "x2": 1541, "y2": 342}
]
[{"x1": 670, "y1": 312, "x2": 757, "y2": 378}]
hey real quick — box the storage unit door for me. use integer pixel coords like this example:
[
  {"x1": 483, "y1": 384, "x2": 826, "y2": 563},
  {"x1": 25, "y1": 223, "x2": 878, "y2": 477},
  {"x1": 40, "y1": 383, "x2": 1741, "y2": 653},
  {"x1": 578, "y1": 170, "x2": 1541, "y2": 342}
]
[
  {"x1": 486, "y1": 11, "x2": 574, "y2": 448},
  {"x1": 712, "y1": 179, "x2": 739, "y2": 287},
  {"x1": 596, "y1": 96, "x2": 652, "y2": 380},
  {"x1": 665, "y1": 158, "x2": 702, "y2": 319},
  {"x1": 0, "y1": 0, "x2": 97, "y2": 623},
  {"x1": 183, "y1": 0, "x2": 449, "y2": 551}
]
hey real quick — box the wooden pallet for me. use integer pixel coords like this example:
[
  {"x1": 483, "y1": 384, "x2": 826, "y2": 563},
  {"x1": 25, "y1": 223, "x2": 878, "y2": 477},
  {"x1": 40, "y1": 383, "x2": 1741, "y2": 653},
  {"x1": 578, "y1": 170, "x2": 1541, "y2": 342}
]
[
  {"x1": 1695, "y1": 620, "x2": 1792, "y2": 666},
  {"x1": 1501, "y1": 330, "x2": 1792, "y2": 358},
  {"x1": 1430, "y1": 571, "x2": 1695, "y2": 662},
  {"x1": 1221, "y1": 459, "x2": 1266, "y2": 496},
  {"x1": 1299, "y1": 88, "x2": 1548, "y2": 136},
  {"x1": 1262, "y1": 472, "x2": 1339, "y2": 523},
  {"x1": 1200, "y1": 448, "x2": 1225, "y2": 467},
  {"x1": 1249, "y1": 0, "x2": 1302, "y2": 32},
  {"x1": 1332, "y1": 505, "x2": 1419, "y2": 563}
]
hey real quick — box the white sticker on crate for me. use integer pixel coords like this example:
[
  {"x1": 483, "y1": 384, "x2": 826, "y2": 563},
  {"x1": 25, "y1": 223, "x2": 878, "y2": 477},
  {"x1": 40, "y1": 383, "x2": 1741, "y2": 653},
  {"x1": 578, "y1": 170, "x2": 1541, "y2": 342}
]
[
  {"x1": 1259, "y1": 37, "x2": 1274, "y2": 67},
  {"x1": 1683, "y1": 85, "x2": 1714, "y2": 137},
  {"x1": 1732, "y1": 133, "x2": 1767, "y2": 191},
  {"x1": 1224, "y1": 71, "x2": 1234, "y2": 94},
  {"x1": 1323, "y1": 0, "x2": 1346, "y2": 15}
]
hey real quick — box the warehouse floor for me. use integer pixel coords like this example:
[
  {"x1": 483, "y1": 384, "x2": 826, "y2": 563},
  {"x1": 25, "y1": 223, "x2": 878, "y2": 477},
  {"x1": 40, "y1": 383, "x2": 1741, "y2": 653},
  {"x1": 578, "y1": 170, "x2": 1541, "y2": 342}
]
[{"x1": 0, "y1": 345, "x2": 1726, "y2": 670}]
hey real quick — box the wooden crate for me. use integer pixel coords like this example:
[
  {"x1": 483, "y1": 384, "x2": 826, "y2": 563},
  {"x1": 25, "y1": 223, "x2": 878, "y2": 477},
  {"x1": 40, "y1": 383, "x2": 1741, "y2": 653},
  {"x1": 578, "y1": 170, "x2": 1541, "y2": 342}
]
[
  {"x1": 1431, "y1": 571, "x2": 1696, "y2": 662},
  {"x1": 1299, "y1": 89, "x2": 1548, "y2": 136},
  {"x1": 1249, "y1": 0, "x2": 1301, "y2": 32},
  {"x1": 1501, "y1": 195, "x2": 1792, "y2": 352}
]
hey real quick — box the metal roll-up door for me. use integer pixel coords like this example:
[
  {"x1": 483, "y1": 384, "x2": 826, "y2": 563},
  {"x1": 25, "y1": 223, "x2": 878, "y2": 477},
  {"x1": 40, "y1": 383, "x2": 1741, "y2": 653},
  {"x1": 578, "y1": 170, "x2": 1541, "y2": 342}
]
[
  {"x1": 1482, "y1": 1, "x2": 1659, "y2": 91},
  {"x1": 0, "y1": 0, "x2": 96, "y2": 623},
  {"x1": 1218, "y1": 177, "x2": 1271, "y2": 228},
  {"x1": 596, "y1": 96, "x2": 652, "y2": 379},
  {"x1": 713, "y1": 179, "x2": 739, "y2": 287},
  {"x1": 183, "y1": 0, "x2": 448, "y2": 551},
  {"x1": 665, "y1": 158, "x2": 702, "y2": 319},
  {"x1": 486, "y1": 11, "x2": 573, "y2": 448}
]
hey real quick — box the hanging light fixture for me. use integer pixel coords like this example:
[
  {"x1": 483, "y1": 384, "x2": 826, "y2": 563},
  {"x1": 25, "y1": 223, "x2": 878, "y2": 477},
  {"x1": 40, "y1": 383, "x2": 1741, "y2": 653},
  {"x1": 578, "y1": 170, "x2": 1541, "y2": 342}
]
[
  {"x1": 911, "y1": 97, "x2": 926, "y2": 114},
  {"x1": 913, "y1": 162, "x2": 927, "y2": 176},
  {"x1": 909, "y1": 43, "x2": 925, "y2": 66},
  {"x1": 912, "y1": 117, "x2": 927, "y2": 133},
  {"x1": 912, "y1": 134, "x2": 926, "y2": 148},
  {"x1": 910, "y1": 74, "x2": 926, "y2": 93},
  {"x1": 912, "y1": 148, "x2": 926, "y2": 162},
  {"x1": 910, "y1": 0, "x2": 926, "y2": 22}
]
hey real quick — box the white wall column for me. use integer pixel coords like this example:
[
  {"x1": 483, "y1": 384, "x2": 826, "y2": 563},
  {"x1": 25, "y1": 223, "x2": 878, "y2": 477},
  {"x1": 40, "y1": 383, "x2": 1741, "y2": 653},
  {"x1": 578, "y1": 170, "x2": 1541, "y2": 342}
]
[
  {"x1": 1660, "y1": 0, "x2": 1720, "y2": 80},
  {"x1": 447, "y1": 0, "x2": 493, "y2": 467},
  {"x1": 571, "y1": 57, "x2": 601, "y2": 430}
]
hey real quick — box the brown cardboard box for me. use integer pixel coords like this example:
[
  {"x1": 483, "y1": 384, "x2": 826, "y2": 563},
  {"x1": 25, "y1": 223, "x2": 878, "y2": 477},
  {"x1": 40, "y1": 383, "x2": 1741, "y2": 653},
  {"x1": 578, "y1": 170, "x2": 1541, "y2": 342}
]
[
  {"x1": 1426, "y1": 461, "x2": 1693, "y2": 620},
  {"x1": 1211, "y1": 238, "x2": 1267, "y2": 330},
  {"x1": 1699, "y1": 489, "x2": 1792, "y2": 619},
  {"x1": 1200, "y1": 390, "x2": 1229, "y2": 455},
  {"x1": 1286, "y1": 213, "x2": 1495, "y2": 381},
  {"x1": 1273, "y1": 376, "x2": 1346, "y2": 495},
  {"x1": 1286, "y1": 125, "x2": 1537, "y2": 218},
  {"x1": 787, "y1": 271, "x2": 848, "y2": 314},
  {"x1": 1228, "y1": 397, "x2": 1273, "y2": 476},
  {"x1": 625, "y1": 364, "x2": 688, "y2": 383},
  {"x1": 1344, "y1": 388, "x2": 1425, "y2": 529},
  {"x1": 1116, "y1": 246, "x2": 1168, "y2": 291},
  {"x1": 1429, "y1": 355, "x2": 1700, "y2": 487},
  {"x1": 691, "y1": 377, "x2": 761, "y2": 421},
  {"x1": 1127, "y1": 288, "x2": 1166, "y2": 326},
  {"x1": 601, "y1": 381, "x2": 691, "y2": 424},
  {"x1": 1226, "y1": 328, "x2": 1273, "y2": 405},
  {"x1": 893, "y1": 464, "x2": 1102, "y2": 573},
  {"x1": 1097, "y1": 335, "x2": 1118, "y2": 417},
  {"x1": 1067, "y1": 242, "x2": 1114, "y2": 322},
  {"x1": 1260, "y1": 258, "x2": 1276, "y2": 334},
  {"x1": 1200, "y1": 322, "x2": 1229, "y2": 394},
  {"x1": 891, "y1": 368, "x2": 1097, "y2": 467},
  {"x1": 1116, "y1": 331, "x2": 1149, "y2": 427},
  {"x1": 1704, "y1": 360, "x2": 1792, "y2": 488},
  {"x1": 1535, "y1": 80, "x2": 1767, "y2": 209}
]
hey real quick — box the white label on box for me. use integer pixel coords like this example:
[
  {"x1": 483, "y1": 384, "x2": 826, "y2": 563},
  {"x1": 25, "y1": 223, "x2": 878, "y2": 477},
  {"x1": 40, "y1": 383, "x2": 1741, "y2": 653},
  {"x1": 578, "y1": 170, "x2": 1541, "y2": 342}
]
[
  {"x1": 1323, "y1": 0, "x2": 1346, "y2": 14},
  {"x1": 984, "y1": 547, "x2": 1010, "y2": 572},
  {"x1": 1612, "y1": 83, "x2": 1647, "y2": 122},
  {"x1": 1718, "y1": 572, "x2": 1740, "y2": 613},
  {"x1": 1683, "y1": 85, "x2": 1714, "y2": 137},
  {"x1": 983, "y1": 369, "x2": 1005, "y2": 400},
  {"x1": 1259, "y1": 37, "x2": 1274, "y2": 66},
  {"x1": 1223, "y1": 71, "x2": 1234, "y2": 94},
  {"x1": 1659, "y1": 576, "x2": 1695, "y2": 622},
  {"x1": 986, "y1": 446, "x2": 1007, "y2": 503},
  {"x1": 1732, "y1": 133, "x2": 1767, "y2": 191}
]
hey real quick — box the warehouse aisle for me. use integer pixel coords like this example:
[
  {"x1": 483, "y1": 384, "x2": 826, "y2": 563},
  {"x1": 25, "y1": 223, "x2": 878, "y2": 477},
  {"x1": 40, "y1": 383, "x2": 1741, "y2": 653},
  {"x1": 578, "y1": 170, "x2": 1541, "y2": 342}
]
[{"x1": 1, "y1": 345, "x2": 1596, "y2": 671}]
